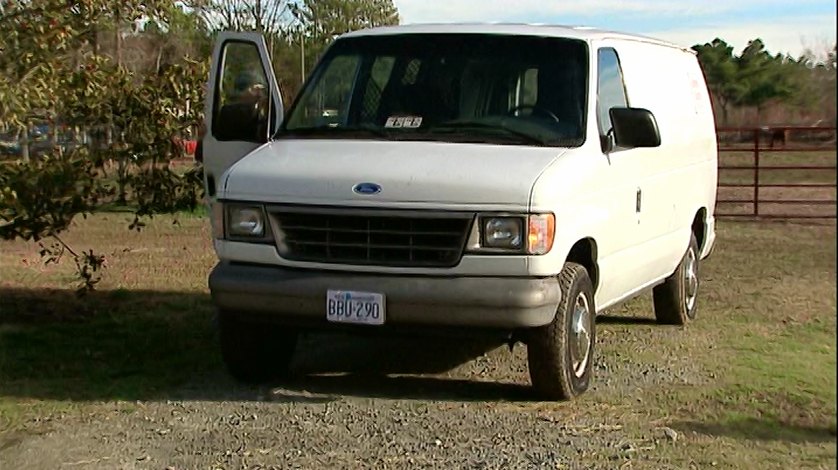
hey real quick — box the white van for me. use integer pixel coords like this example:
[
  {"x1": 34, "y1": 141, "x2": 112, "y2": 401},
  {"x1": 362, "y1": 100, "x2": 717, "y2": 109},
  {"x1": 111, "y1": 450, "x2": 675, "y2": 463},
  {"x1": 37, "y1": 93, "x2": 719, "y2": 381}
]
[{"x1": 203, "y1": 24, "x2": 717, "y2": 400}]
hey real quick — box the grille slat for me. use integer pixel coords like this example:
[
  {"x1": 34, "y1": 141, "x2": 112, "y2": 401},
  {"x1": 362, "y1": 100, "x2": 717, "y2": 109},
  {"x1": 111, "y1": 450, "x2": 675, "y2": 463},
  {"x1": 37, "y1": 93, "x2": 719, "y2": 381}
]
[
  {"x1": 276, "y1": 226, "x2": 464, "y2": 236},
  {"x1": 286, "y1": 240, "x2": 461, "y2": 251},
  {"x1": 271, "y1": 209, "x2": 472, "y2": 267}
]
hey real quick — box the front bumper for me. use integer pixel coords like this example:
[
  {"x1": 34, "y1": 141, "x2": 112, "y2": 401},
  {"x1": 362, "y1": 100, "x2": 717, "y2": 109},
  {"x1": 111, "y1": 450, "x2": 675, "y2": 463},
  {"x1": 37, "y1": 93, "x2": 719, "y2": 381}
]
[{"x1": 209, "y1": 262, "x2": 560, "y2": 329}]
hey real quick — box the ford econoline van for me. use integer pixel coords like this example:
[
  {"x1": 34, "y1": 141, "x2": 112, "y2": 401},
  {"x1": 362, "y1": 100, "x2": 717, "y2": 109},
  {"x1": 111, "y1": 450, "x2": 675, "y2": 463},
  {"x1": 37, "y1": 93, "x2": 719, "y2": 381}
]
[{"x1": 203, "y1": 24, "x2": 718, "y2": 400}]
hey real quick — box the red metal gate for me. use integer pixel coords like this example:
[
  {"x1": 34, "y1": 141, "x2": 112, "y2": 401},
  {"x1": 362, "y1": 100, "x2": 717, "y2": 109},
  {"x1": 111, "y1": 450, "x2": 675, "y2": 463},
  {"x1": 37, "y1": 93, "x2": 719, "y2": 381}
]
[{"x1": 716, "y1": 126, "x2": 837, "y2": 219}]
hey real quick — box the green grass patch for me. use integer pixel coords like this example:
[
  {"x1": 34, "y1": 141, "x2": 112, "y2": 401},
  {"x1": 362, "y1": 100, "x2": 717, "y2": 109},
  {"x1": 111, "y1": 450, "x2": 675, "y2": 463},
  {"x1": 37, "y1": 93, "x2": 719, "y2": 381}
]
[
  {"x1": 658, "y1": 220, "x2": 838, "y2": 448},
  {"x1": 721, "y1": 320, "x2": 836, "y2": 415}
]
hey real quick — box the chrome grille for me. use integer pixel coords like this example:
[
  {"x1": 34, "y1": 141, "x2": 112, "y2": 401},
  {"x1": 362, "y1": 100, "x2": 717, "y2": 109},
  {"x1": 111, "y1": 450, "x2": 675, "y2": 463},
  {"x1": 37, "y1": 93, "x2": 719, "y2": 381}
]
[{"x1": 270, "y1": 208, "x2": 473, "y2": 267}]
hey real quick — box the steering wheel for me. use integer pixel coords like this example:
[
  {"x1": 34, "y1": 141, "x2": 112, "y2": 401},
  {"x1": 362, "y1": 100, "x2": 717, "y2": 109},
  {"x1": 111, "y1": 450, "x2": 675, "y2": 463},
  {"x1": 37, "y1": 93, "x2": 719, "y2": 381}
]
[{"x1": 507, "y1": 104, "x2": 560, "y2": 123}]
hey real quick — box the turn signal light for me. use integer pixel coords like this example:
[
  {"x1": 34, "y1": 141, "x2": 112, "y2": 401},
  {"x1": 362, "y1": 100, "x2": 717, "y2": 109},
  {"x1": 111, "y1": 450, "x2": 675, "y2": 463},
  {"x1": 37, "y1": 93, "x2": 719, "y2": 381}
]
[{"x1": 527, "y1": 214, "x2": 555, "y2": 254}]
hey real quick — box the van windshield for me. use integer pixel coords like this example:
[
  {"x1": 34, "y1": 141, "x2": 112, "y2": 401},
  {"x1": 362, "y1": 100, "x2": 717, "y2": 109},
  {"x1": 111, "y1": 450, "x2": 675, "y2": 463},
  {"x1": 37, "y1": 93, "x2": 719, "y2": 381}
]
[{"x1": 281, "y1": 34, "x2": 588, "y2": 147}]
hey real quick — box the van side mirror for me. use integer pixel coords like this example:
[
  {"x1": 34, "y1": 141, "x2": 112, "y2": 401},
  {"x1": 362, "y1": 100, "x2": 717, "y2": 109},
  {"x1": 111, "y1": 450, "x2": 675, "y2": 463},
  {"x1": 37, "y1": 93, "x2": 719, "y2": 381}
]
[{"x1": 609, "y1": 107, "x2": 661, "y2": 148}]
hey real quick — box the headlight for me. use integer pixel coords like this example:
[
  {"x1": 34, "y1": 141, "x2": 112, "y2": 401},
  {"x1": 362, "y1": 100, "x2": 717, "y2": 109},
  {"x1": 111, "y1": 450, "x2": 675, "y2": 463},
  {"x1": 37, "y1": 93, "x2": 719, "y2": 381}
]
[
  {"x1": 467, "y1": 213, "x2": 555, "y2": 255},
  {"x1": 482, "y1": 217, "x2": 523, "y2": 250},
  {"x1": 227, "y1": 205, "x2": 266, "y2": 237}
]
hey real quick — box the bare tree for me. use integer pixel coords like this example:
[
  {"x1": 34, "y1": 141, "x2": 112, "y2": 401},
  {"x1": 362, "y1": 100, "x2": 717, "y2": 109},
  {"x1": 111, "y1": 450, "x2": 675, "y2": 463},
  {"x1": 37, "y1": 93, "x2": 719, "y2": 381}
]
[
  {"x1": 291, "y1": 0, "x2": 398, "y2": 48},
  {"x1": 185, "y1": 0, "x2": 293, "y2": 37}
]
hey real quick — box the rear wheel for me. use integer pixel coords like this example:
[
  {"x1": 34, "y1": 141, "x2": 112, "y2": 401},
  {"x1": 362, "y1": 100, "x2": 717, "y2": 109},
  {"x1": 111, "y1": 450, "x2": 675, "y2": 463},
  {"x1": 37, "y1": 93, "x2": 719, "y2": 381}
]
[
  {"x1": 653, "y1": 234, "x2": 700, "y2": 325},
  {"x1": 527, "y1": 263, "x2": 596, "y2": 400},
  {"x1": 219, "y1": 310, "x2": 298, "y2": 383}
]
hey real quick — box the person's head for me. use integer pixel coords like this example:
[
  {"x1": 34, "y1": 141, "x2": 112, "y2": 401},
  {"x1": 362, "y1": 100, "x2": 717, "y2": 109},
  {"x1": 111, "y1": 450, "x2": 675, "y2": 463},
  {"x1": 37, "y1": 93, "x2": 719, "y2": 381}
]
[
  {"x1": 234, "y1": 70, "x2": 260, "y2": 93},
  {"x1": 233, "y1": 70, "x2": 268, "y2": 100}
]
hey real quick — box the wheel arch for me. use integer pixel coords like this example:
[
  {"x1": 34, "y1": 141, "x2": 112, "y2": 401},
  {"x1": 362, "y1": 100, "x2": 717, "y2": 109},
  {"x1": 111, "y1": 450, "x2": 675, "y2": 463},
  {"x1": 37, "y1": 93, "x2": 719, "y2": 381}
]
[
  {"x1": 692, "y1": 207, "x2": 707, "y2": 252},
  {"x1": 565, "y1": 237, "x2": 599, "y2": 293}
]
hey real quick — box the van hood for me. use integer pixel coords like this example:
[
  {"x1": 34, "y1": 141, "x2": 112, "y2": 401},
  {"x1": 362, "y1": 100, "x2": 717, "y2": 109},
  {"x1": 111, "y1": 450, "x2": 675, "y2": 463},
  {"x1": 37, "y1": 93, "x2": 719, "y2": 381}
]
[{"x1": 221, "y1": 139, "x2": 565, "y2": 210}]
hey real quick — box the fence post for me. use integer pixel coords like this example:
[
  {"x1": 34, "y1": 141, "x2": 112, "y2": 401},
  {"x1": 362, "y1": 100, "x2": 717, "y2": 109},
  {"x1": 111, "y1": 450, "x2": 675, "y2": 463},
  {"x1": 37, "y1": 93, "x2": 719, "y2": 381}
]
[
  {"x1": 20, "y1": 123, "x2": 30, "y2": 163},
  {"x1": 753, "y1": 128, "x2": 760, "y2": 217},
  {"x1": 51, "y1": 122, "x2": 59, "y2": 156}
]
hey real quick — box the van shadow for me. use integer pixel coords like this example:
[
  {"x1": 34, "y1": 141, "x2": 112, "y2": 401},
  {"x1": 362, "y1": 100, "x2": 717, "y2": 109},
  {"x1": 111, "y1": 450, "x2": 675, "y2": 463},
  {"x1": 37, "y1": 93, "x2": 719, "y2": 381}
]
[
  {"x1": 595, "y1": 314, "x2": 659, "y2": 325},
  {"x1": 0, "y1": 287, "x2": 532, "y2": 404},
  {"x1": 670, "y1": 418, "x2": 837, "y2": 444},
  {"x1": 280, "y1": 333, "x2": 532, "y2": 402}
]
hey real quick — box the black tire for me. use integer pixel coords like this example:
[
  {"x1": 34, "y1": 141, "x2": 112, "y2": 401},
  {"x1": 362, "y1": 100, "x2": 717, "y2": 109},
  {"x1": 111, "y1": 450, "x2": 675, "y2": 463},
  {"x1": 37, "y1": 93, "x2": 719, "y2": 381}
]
[
  {"x1": 527, "y1": 263, "x2": 596, "y2": 400},
  {"x1": 219, "y1": 310, "x2": 298, "y2": 383},
  {"x1": 653, "y1": 234, "x2": 700, "y2": 325}
]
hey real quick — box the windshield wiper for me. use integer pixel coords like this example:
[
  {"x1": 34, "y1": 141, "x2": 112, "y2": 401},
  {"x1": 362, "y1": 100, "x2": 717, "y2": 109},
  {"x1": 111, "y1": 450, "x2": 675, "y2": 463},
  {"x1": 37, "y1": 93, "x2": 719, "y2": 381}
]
[
  {"x1": 278, "y1": 124, "x2": 393, "y2": 140},
  {"x1": 427, "y1": 121, "x2": 549, "y2": 146}
]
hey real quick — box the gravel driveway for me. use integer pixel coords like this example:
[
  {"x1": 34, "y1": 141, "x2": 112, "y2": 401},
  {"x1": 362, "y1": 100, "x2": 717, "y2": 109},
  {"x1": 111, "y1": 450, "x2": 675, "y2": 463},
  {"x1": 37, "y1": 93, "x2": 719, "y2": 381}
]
[{"x1": 1, "y1": 315, "x2": 704, "y2": 470}]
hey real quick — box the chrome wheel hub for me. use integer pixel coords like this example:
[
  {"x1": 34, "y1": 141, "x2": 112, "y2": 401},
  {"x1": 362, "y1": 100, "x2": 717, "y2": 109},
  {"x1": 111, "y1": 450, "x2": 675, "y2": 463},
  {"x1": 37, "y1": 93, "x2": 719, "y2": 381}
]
[
  {"x1": 684, "y1": 247, "x2": 698, "y2": 313},
  {"x1": 570, "y1": 293, "x2": 592, "y2": 378}
]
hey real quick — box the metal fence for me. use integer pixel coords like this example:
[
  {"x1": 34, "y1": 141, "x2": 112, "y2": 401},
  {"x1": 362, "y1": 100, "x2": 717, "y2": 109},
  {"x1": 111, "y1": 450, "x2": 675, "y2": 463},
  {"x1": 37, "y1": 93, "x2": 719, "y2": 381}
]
[
  {"x1": 716, "y1": 126, "x2": 837, "y2": 219},
  {"x1": 3, "y1": 123, "x2": 836, "y2": 220},
  {"x1": 0, "y1": 123, "x2": 198, "y2": 162}
]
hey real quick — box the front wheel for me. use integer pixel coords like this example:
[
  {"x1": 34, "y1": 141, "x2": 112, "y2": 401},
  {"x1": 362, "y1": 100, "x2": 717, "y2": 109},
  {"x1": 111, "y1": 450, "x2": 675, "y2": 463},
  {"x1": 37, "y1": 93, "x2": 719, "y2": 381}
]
[
  {"x1": 527, "y1": 263, "x2": 596, "y2": 400},
  {"x1": 653, "y1": 234, "x2": 700, "y2": 325},
  {"x1": 219, "y1": 310, "x2": 298, "y2": 384}
]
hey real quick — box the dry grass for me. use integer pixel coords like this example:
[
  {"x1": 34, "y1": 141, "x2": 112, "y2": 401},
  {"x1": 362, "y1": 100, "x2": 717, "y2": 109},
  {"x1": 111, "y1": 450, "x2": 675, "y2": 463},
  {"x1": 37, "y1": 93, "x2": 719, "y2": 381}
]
[
  {"x1": 719, "y1": 150, "x2": 836, "y2": 182},
  {"x1": 0, "y1": 211, "x2": 215, "y2": 294},
  {"x1": 0, "y1": 213, "x2": 218, "y2": 423},
  {"x1": 0, "y1": 213, "x2": 835, "y2": 467},
  {"x1": 717, "y1": 150, "x2": 837, "y2": 218}
]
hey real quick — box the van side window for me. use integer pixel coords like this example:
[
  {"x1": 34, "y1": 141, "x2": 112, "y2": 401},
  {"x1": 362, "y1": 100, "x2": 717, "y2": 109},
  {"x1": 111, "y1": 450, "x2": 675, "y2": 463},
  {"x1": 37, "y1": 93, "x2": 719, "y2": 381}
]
[
  {"x1": 596, "y1": 48, "x2": 628, "y2": 150},
  {"x1": 213, "y1": 41, "x2": 272, "y2": 142}
]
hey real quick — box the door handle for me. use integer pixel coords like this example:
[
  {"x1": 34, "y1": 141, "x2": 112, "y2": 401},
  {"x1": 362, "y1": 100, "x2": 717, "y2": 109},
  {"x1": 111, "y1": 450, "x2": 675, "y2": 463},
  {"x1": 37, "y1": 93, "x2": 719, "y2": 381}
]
[{"x1": 636, "y1": 188, "x2": 642, "y2": 213}]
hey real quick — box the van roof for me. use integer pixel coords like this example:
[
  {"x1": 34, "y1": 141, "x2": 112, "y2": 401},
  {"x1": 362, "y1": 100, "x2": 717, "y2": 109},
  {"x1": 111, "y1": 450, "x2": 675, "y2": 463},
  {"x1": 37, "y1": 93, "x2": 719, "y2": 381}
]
[{"x1": 340, "y1": 23, "x2": 692, "y2": 53}]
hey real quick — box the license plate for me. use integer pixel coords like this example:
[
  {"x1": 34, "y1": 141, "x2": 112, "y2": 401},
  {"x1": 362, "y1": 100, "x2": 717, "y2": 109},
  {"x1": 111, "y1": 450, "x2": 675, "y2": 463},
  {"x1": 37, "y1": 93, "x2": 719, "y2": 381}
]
[{"x1": 326, "y1": 290, "x2": 385, "y2": 325}]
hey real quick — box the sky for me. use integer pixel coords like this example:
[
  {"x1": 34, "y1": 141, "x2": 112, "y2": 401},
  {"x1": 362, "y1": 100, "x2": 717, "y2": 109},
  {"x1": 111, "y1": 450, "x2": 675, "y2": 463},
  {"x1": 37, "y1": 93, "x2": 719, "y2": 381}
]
[{"x1": 391, "y1": 0, "x2": 837, "y2": 59}]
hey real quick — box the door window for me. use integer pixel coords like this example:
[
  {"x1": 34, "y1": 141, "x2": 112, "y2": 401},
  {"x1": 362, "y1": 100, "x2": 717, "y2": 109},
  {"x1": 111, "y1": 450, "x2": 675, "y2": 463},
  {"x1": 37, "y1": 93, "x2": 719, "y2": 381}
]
[
  {"x1": 597, "y1": 48, "x2": 628, "y2": 149},
  {"x1": 213, "y1": 41, "x2": 272, "y2": 142}
]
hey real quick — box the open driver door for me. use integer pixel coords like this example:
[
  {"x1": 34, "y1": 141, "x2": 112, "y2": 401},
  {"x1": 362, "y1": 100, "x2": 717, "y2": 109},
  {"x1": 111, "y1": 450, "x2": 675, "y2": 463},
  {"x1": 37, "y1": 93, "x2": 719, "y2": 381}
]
[{"x1": 202, "y1": 32, "x2": 284, "y2": 205}]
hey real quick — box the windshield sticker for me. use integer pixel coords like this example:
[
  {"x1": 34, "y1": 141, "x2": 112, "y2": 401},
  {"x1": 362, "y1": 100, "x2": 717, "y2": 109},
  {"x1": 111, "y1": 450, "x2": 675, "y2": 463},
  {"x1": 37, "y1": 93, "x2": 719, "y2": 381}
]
[{"x1": 385, "y1": 116, "x2": 423, "y2": 128}]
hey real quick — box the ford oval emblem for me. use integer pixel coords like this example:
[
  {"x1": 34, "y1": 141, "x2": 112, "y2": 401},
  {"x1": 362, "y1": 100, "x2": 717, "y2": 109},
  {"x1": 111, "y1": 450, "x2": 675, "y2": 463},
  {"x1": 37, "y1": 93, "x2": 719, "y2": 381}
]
[{"x1": 353, "y1": 182, "x2": 382, "y2": 195}]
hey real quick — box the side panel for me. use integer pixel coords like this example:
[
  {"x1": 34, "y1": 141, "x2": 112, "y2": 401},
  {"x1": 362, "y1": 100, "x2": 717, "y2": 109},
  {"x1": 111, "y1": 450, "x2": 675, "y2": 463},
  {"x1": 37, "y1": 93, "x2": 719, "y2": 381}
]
[{"x1": 529, "y1": 40, "x2": 717, "y2": 312}]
